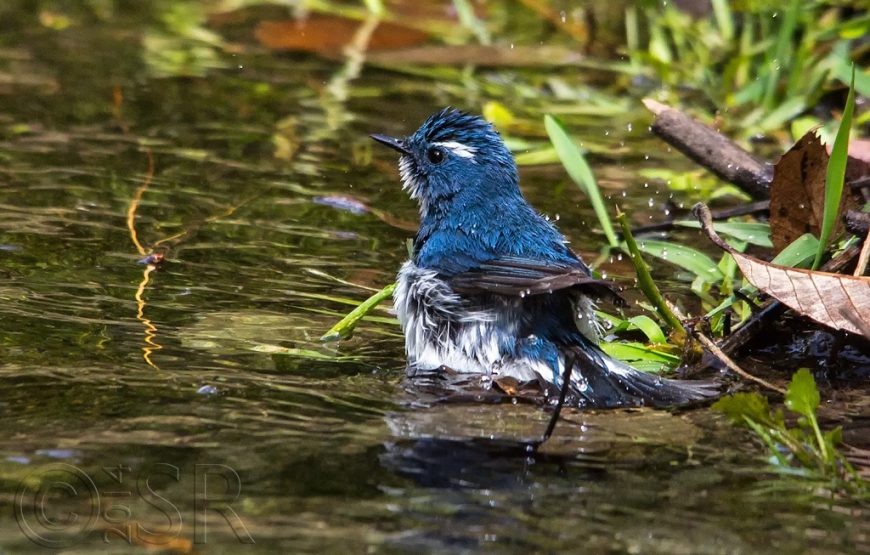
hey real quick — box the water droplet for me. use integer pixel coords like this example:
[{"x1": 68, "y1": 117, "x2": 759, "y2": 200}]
[
  {"x1": 626, "y1": 123, "x2": 633, "y2": 132},
  {"x1": 647, "y1": 198, "x2": 655, "y2": 207},
  {"x1": 560, "y1": 10, "x2": 567, "y2": 22}
]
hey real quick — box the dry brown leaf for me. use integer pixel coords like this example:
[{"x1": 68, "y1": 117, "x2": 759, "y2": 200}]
[
  {"x1": 769, "y1": 129, "x2": 860, "y2": 252},
  {"x1": 255, "y1": 16, "x2": 429, "y2": 54},
  {"x1": 694, "y1": 203, "x2": 870, "y2": 338}
]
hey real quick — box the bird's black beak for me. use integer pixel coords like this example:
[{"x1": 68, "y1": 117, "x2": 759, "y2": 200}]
[{"x1": 370, "y1": 134, "x2": 411, "y2": 155}]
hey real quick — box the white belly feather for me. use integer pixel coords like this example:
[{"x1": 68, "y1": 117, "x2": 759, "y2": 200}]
[{"x1": 393, "y1": 261, "x2": 571, "y2": 383}]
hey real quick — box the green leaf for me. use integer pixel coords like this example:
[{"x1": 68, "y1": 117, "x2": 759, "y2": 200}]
[
  {"x1": 713, "y1": 392, "x2": 772, "y2": 426},
  {"x1": 596, "y1": 310, "x2": 630, "y2": 334},
  {"x1": 784, "y1": 368, "x2": 820, "y2": 420},
  {"x1": 627, "y1": 315, "x2": 667, "y2": 344},
  {"x1": 813, "y1": 64, "x2": 855, "y2": 269},
  {"x1": 675, "y1": 220, "x2": 773, "y2": 247},
  {"x1": 544, "y1": 115, "x2": 618, "y2": 247},
  {"x1": 630, "y1": 239, "x2": 724, "y2": 283},
  {"x1": 599, "y1": 341, "x2": 679, "y2": 367}
]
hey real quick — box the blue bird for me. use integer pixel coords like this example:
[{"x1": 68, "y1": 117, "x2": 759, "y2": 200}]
[{"x1": 371, "y1": 108, "x2": 718, "y2": 408}]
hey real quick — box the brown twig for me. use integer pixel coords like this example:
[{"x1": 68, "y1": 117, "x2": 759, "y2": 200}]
[
  {"x1": 855, "y1": 230, "x2": 870, "y2": 277},
  {"x1": 666, "y1": 299, "x2": 786, "y2": 395},
  {"x1": 643, "y1": 99, "x2": 773, "y2": 199}
]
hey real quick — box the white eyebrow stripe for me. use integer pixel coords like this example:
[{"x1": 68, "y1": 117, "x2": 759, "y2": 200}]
[{"x1": 433, "y1": 141, "x2": 477, "y2": 160}]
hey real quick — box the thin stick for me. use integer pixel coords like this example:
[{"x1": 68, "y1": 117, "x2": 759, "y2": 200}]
[
  {"x1": 666, "y1": 299, "x2": 786, "y2": 395},
  {"x1": 538, "y1": 352, "x2": 576, "y2": 445},
  {"x1": 854, "y1": 230, "x2": 870, "y2": 277},
  {"x1": 694, "y1": 330, "x2": 786, "y2": 395}
]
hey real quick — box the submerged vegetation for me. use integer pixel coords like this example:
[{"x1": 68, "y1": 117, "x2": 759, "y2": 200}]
[{"x1": 714, "y1": 369, "x2": 867, "y2": 496}]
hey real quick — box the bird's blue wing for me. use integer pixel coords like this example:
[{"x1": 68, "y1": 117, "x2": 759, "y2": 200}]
[{"x1": 446, "y1": 256, "x2": 622, "y2": 302}]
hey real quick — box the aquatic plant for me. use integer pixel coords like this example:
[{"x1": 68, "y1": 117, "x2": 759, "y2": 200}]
[{"x1": 714, "y1": 368, "x2": 868, "y2": 494}]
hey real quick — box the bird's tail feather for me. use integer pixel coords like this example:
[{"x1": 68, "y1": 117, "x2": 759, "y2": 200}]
[{"x1": 566, "y1": 339, "x2": 719, "y2": 408}]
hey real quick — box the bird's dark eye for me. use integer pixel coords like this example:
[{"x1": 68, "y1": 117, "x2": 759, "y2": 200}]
[{"x1": 426, "y1": 147, "x2": 445, "y2": 165}]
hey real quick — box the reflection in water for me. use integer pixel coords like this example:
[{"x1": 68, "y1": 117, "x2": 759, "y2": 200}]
[{"x1": 134, "y1": 263, "x2": 162, "y2": 368}]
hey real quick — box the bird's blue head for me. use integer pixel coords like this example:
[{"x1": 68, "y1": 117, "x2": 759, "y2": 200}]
[{"x1": 371, "y1": 108, "x2": 520, "y2": 219}]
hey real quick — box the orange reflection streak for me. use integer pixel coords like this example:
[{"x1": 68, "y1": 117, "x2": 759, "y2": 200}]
[
  {"x1": 119, "y1": 81, "x2": 161, "y2": 367},
  {"x1": 126, "y1": 149, "x2": 155, "y2": 257},
  {"x1": 135, "y1": 264, "x2": 161, "y2": 369}
]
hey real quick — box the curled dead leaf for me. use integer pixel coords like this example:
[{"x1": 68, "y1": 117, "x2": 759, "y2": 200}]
[
  {"x1": 769, "y1": 129, "x2": 860, "y2": 252},
  {"x1": 694, "y1": 203, "x2": 870, "y2": 339}
]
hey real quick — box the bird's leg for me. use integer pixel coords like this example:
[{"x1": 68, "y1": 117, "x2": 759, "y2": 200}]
[{"x1": 537, "y1": 352, "x2": 576, "y2": 446}]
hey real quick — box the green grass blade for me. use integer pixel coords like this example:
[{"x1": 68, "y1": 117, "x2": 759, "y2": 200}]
[
  {"x1": 812, "y1": 64, "x2": 855, "y2": 269},
  {"x1": 544, "y1": 115, "x2": 618, "y2": 247},
  {"x1": 762, "y1": 0, "x2": 800, "y2": 110},
  {"x1": 321, "y1": 282, "x2": 396, "y2": 341},
  {"x1": 774, "y1": 233, "x2": 819, "y2": 268},
  {"x1": 616, "y1": 211, "x2": 685, "y2": 333},
  {"x1": 625, "y1": 5, "x2": 641, "y2": 72},
  {"x1": 711, "y1": 0, "x2": 734, "y2": 41}
]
